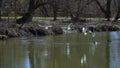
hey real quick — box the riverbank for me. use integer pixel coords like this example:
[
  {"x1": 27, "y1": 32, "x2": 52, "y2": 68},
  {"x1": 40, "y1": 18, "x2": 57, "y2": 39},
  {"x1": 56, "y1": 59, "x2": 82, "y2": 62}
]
[
  {"x1": 0, "y1": 21, "x2": 63, "y2": 39},
  {"x1": 0, "y1": 20, "x2": 120, "y2": 39}
]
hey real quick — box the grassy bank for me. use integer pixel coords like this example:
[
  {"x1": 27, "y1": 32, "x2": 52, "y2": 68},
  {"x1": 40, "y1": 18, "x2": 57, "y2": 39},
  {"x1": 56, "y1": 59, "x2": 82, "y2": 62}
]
[{"x1": 1, "y1": 16, "x2": 110, "y2": 21}]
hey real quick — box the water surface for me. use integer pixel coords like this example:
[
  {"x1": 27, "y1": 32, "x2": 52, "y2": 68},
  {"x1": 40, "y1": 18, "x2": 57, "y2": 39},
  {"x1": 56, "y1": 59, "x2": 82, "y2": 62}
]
[{"x1": 0, "y1": 32, "x2": 120, "y2": 68}]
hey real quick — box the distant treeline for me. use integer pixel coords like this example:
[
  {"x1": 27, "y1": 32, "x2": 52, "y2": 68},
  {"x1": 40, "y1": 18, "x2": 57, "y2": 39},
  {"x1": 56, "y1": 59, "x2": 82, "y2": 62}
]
[{"x1": 0, "y1": 0, "x2": 120, "y2": 23}]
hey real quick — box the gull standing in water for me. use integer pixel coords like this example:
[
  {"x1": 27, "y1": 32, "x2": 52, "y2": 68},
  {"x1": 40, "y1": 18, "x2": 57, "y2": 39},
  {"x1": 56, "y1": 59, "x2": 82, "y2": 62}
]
[
  {"x1": 64, "y1": 23, "x2": 73, "y2": 34},
  {"x1": 82, "y1": 27, "x2": 87, "y2": 35}
]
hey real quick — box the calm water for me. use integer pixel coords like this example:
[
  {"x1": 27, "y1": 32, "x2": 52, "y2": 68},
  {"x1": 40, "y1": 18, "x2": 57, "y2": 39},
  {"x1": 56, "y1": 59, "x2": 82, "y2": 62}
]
[{"x1": 0, "y1": 32, "x2": 120, "y2": 68}]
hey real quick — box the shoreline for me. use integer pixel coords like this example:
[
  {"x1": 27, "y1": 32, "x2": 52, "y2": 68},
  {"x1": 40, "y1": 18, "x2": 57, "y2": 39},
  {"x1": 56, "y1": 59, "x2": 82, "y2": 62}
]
[{"x1": 0, "y1": 20, "x2": 120, "y2": 40}]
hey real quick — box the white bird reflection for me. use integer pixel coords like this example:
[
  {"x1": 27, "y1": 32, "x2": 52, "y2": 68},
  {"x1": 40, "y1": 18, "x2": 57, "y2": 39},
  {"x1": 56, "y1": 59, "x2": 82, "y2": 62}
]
[
  {"x1": 66, "y1": 43, "x2": 70, "y2": 56},
  {"x1": 91, "y1": 32, "x2": 96, "y2": 37},
  {"x1": 44, "y1": 48, "x2": 48, "y2": 57},
  {"x1": 81, "y1": 54, "x2": 87, "y2": 65},
  {"x1": 93, "y1": 41, "x2": 98, "y2": 45},
  {"x1": 89, "y1": 41, "x2": 99, "y2": 55}
]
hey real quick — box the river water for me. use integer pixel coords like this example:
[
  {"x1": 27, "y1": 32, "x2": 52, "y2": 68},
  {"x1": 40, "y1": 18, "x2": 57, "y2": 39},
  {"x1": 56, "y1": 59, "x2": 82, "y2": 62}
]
[{"x1": 0, "y1": 31, "x2": 120, "y2": 68}]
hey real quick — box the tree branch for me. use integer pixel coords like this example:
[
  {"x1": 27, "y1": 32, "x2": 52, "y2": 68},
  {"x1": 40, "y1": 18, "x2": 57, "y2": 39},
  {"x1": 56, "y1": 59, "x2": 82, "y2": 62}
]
[{"x1": 95, "y1": 0, "x2": 106, "y2": 14}]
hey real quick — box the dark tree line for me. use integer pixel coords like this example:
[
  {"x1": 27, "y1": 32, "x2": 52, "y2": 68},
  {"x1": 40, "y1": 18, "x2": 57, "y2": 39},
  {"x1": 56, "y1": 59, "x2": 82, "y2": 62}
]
[
  {"x1": 114, "y1": 0, "x2": 120, "y2": 21},
  {"x1": 0, "y1": 0, "x2": 120, "y2": 23},
  {"x1": 0, "y1": 0, "x2": 3, "y2": 20}
]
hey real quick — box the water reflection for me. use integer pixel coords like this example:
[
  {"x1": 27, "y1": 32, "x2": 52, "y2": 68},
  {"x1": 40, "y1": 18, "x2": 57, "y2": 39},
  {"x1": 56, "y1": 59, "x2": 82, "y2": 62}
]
[
  {"x1": 91, "y1": 32, "x2": 96, "y2": 37},
  {"x1": 66, "y1": 43, "x2": 70, "y2": 56},
  {"x1": 0, "y1": 32, "x2": 120, "y2": 68},
  {"x1": 81, "y1": 54, "x2": 87, "y2": 65},
  {"x1": 109, "y1": 32, "x2": 120, "y2": 68},
  {"x1": 0, "y1": 39, "x2": 31, "y2": 68},
  {"x1": 89, "y1": 41, "x2": 99, "y2": 56},
  {"x1": 25, "y1": 55, "x2": 31, "y2": 68}
]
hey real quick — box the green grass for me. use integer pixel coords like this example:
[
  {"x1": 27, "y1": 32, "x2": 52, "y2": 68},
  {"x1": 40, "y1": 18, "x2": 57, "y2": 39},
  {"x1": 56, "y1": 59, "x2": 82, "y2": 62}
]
[
  {"x1": 1, "y1": 16, "x2": 22, "y2": 19},
  {"x1": 32, "y1": 17, "x2": 71, "y2": 21},
  {"x1": 1, "y1": 16, "x2": 70, "y2": 21},
  {"x1": 1, "y1": 16, "x2": 71, "y2": 22},
  {"x1": 1, "y1": 16, "x2": 107, "y2": 22}
]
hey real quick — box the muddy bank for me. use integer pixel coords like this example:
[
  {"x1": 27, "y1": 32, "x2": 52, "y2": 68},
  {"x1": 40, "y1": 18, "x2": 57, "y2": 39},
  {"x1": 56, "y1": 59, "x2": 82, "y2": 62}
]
[
  {"x1": 76, "y1": 24, "x2": 120, "y2": 32},
  {"x1": 63, "y1": 21, "x2": 120, "y2": 32},
  {"x1": 0, "y1": 20, "x2": 120, "y2": 40},
  {"x1": 0, "y1": 21, "x2": 63, "y2": 39}
]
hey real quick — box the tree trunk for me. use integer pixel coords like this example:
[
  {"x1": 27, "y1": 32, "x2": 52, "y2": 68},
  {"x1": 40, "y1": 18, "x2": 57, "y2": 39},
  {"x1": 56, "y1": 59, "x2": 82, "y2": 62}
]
[
  {"x1": 16, "y1": 0, "x2": 48, "y2": 24},
  {"x1": 95, "y1": 0, "x2": 106, "y2": 15},
  {"x1": 16, "y1": 12, "x2": 33, "y2": 24},
  {"x1": 114, "y1": 0, "x2": 120, "y2": 21},
  {"x1": 0, "y1": 8, "x2": 1, "y2": 21},
  {"x1": 16, "y1": 5, "x2": 34, "y2": 24},
  {"x1": 53, "y1": 7, "x2": 57, "y2": 21},
  {"x1": 0, "y1": 0, "x2": 2, "y2": 21},
  {"x1": 50, "y1": 1, "x2": 58, "y2": 21},
  {"x1": 114, "y1": 9, "x2": 120, "y2": 21},
  {"x1": 106, "y1": 0, "x2": 112, "y2": 21},
  {"x1": 95, "y1": 0, "x2": 111, "y2": 21},
  {"x1": 16, "y1": 0, "x2": 35, "y2": 24}
]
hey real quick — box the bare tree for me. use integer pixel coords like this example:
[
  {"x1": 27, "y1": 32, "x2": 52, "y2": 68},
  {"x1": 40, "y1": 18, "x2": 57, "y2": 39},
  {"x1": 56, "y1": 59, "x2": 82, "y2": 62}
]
[
  {"x1": 48, "y1": 0, "x2": 58, "y2": 21},
  {"x1": 63, "y1": 0, "x2": 88, "y2": 22},
  {"x1": 114, "y1": 0, "x2": 120, "y2": 21},
  {"x1": 94, "y1": 0, "x2": 112, "y2": 21},
  {"x1": 17, "y1": 0, "x2": 49, "y2": 24}
]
